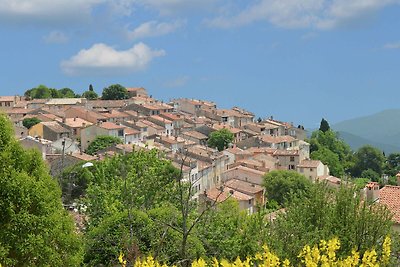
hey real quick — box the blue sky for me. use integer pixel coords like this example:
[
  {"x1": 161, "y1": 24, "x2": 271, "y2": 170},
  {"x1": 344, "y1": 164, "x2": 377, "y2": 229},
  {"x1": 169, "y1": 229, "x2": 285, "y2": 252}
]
[{"x1": 1, "y1": 0, "x2": 400, "y2": 128}]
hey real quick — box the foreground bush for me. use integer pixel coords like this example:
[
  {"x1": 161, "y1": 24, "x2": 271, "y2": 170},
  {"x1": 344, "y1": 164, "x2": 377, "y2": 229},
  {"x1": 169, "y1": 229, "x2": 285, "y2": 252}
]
[{"x1": 123, "y1": 236, "x2": 393, "y2": 267}]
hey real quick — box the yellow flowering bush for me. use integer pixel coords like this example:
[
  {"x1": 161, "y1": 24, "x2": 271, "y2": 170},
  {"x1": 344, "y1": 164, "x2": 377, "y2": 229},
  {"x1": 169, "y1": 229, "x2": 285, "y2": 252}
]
[{"x1": 123, "y1": 236, "x2": 393, "y2": 267}]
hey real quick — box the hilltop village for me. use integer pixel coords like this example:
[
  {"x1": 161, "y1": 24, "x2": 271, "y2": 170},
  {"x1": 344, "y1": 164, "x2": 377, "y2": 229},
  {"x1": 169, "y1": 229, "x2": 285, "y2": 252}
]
[{"x1": 1, "y1": 86, "x2": 342, "y2": 213}]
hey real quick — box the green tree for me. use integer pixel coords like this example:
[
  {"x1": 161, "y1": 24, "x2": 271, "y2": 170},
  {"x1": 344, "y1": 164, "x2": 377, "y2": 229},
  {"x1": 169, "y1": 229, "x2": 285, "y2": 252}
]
[
  {"x1": 385, "y1": 153, "x2": 400, "y2": 177},
  {"x1": 101, "y1": 84, "x2": 129, "y2": 100},
  {"x1": 0, "y1": 114, "x2": 83, "y2": 266},
  {"x1": 197, "y1": 199, "x2": 266, "y2": 260},
  {"x1": 83, "y1": 150, "x2": 186, "y2": 265},
  {"x1": 22, "y1": 117, "x2": 41, "y2": 129},
  {"x1": 265, "y1": 183, "x2": 393, "y2": 265},
  {"x1": 351, "y1": 145, "x2": 385, "y2": 177},
  {"x1": 207, "y1": 128, "x2": 234, "y2": 151},
  {"x1": 360, "y1": 168, "x2": 380, "y2": 182},
  {"x1": 85, "y1": 135, "x2": 123, "y2": 155},
  {"x1": 263, "y1": 170, "x2": 312, "y2": 207},
  {"x1": 58, "y1": 88, "x2": 77, "y2": 98},
  {"x1": 82, "y1": 90, "x2": 98, "y2": 100},
  {"x1": 311, "y1": 147, "x2": 344, "y2": 177},
  {"x1": 25, "y1": 85, "x2": 52, "y2": 99},
  {"x1": 308, "y1": 130, "x2": 353, "y2": 176},
  {"x1": 319, "y1": 118, "x2": 330, "y2": 132}
]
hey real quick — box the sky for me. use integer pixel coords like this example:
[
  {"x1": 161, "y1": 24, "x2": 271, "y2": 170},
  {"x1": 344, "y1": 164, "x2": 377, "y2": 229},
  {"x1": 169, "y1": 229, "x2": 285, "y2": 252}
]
[{"x1": 1, "y1": 0, "x2": 400, "y2": 128}]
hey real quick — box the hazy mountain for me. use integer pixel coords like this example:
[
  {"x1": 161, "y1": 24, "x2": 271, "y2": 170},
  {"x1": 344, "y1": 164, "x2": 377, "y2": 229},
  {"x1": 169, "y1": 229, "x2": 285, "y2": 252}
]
[
  {"x1": 331, "y1": 109, "x2": 400, "y2": 153},
  {"x1": 336, "y1": 131, "x2": 400, "y2": 154}
]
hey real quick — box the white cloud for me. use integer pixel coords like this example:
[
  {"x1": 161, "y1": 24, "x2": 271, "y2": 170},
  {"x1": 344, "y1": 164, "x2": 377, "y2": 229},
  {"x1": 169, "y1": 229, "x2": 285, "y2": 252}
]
[
  {"x1": 384, "y1": 41, "x2": 400, "y2": 49},
  {"x1": 43, "y1": 31, "x2": 68, "y2": 44},
  {"x1": 206, "y1": 0, "x2": 400, "y2": 30},
  {"x1": 164, "y1": 76, "x2": 189, "y2": 88},
  {"x1": 126, "y1": 20, "x2": 184, "y2": 40},
  {"x1": 0, "y1": 0, "x2": 104, "y2": 24},
  {"x1": 61, "y1": 43, "x2": 165, "y2": 75}
]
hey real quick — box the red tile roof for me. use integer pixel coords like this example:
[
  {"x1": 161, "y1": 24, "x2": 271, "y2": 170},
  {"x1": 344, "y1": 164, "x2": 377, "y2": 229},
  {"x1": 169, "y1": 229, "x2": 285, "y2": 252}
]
[{"x1": 379, "y1": 185, "x2": 400, "y2": 224}]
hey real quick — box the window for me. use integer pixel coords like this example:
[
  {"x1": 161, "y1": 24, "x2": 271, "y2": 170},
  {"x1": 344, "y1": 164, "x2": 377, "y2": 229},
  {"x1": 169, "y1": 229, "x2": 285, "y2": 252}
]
[
  {"x1": 222, "y1": 117, "x2": 228, "y2": 122},
  {"x1": 310, "y1": 168, "x2": 313, "y2": 172},
  {"x1": 289, "y1": 165, "x2": 295, "y2": 170},
  {"x1": 290, "y1": 156, "x2": 295, "y2": 162},
  {"x1": 118, "y1": 129, "x2": 124, "y2": 136},
  {"x1": 248, "y1": 199, "x2": 252, "y2": 205}
]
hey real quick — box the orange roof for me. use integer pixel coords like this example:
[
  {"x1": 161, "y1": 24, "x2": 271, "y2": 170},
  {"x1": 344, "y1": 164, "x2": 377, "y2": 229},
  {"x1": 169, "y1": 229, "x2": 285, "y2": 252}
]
[
  {"x1": 205, "y1": 186, "x2": 253, "y2": 202},
  {"x1": 62, "y1": 117, "x2": 92, "y2": 128},
  {"x1": 98, "y1": 122, "x2": 125, "y2": 130},
  {"x1": 297, "y1": 160, "x2": 321, "y2": 168},
  {"x1": 125, "y1": 127, "x2": 140, "y2": 135},
  {"x1": 379, "y1": 186, "x2": 400, "y2": 224}
]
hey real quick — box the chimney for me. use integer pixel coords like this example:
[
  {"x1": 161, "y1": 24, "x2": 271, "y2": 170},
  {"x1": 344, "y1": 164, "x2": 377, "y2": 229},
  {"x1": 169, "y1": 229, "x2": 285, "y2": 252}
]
[
  {"x1": 74, "y1": 117, "x2": 77, "y2": 121},
  {"x1": 365, "y1": 182, "x2": 380, "y2": 203},
  {"x1": 62, "y1": 117, "x2": 66, "y2": 123}
]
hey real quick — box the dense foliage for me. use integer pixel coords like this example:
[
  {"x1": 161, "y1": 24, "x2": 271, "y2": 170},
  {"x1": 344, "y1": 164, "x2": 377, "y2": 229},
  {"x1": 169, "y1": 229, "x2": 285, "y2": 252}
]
[
  {"x1": 101, "y1": 84, "x2": 129, "y2": 100},
  {"x1": 86, "y1": 135, "x2": 123, "y2": 155},
  {"x1": 265, "y1": 183, "x2": 393, "y2": 265},
  {"x1": 263, "y1": 170, "x2": 312, "y2": 207},
  {"x1": 82, "y1": 84, "x2": 98, "y2": 100},
  {"x1": 24, "y1": 85, "x2": 79, "y2": 99},
  {"x1": 207, "y1": 128, "x2": 234, "y2": 151},
  {"x1": 309, "y1": 128, "x2": 353, "y2": 177},
  {"x1": 0, "y1": 114, "x2": 83, "y2": 266},
  {"x1": 22, "y1": 117, "x2": 41, "y2": 129}
]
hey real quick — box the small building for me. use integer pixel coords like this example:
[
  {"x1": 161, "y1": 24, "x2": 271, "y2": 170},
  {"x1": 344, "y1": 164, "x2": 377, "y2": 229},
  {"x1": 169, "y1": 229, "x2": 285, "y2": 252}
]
[
  {"x1": 297, "y1": 159, "x2": 329, "y2": 182},
  {"x1": 80, "y1": 122, "x2": 125, "y2": 151}
]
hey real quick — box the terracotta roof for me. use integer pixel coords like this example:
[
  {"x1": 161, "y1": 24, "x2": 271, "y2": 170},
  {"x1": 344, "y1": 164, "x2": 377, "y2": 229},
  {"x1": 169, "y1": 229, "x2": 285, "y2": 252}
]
[
  {"x1": 127, "y1": 87, "x2": 146, "y2": 92},
  {"x1": 0, "y1": 96, "x2": 15, "y2": 102},
  {"x1": 379, "y1": 186, "x2": 400, "y2": 224},
  {"x1": 205, "y1": 186, "x2": 253, "y2": 202},
  {"x1": 71, "y1": 152, "x2": 97, "y2": 161},
  {"x1": 42, "y1": 121, "x2": 69, "y2": 133},
  {"x1": 273, "y1": 149, "x2": 299, "y2": 156},
  {"x1": 259, "y1": 135, "x2": 296, "y2": 143},
  {"x1": 224, "y1": 165, "x2": 266, "y2": 176},
  {"x1": 125, "y1": 127, "x2": 140, "y2": 135},
  {"x1": 6, "y1": 108, "x2": 35, "y2": 114},
  {"x1": 101, "y1": 110, "x2": 129, "y2": 118},
  {"x1": 225, "y1": 179, "x2": 264, "y2": 194},
  {"x1": 98, "y1": 122, "x2": 125, "y2": 130},
  {"x1": 62, "y1": 118, "x2": 92, "y2": 128},
  {"x1": 182, "y1": 130, "x2": 208, "y2": 140},
  {"x1": 297, "y1": 160, "x2": 322, "y2": 168}
]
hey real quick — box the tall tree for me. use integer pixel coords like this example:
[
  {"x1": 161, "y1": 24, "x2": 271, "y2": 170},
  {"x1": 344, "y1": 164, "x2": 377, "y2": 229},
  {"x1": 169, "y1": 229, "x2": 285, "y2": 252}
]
[
  {"x1": 0, "y1": 114, "x2": 83, "y2": 266},
  {"x1": 351, "y1": 145, "x2": 385, "y2": 177},
  {"x1": 207, "y1": 128, "x2": 234, "y2": 151},
  {"x1": 263, "y1": 170, "x2": 312, "y2": 207},
  {"x1": 101, "y1": 84, "x2": 129, "y2": 100},
  {"x1": 319, "y1": 118, "x2": 330, "y2": 132},
  {"x1": 308, "y1": 129, "x2": 353, "y2": 177}
]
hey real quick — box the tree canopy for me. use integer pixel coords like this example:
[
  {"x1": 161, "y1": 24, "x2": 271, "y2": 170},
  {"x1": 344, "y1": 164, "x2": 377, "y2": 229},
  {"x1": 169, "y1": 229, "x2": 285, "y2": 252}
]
[
  {"x1": 24, "y1": 85, "x2": 79, "y2": 99},
  {"x1": 319, "y1": 118, "x2": 330, "y2": 132},
  {"x1": 263, "y1": 170, "x2": 313, "y2": 207},
  {"x1": 101, "y1": 84, "x2": 129, "y2": 100},
  {"x1": 82, "y1": 84, "x2": 98, "y2": 100},
  {"x1": 207, "y1": 128, "x2": 234, "y2": 151},
  {"x1": 308, "y1": 129, "x2": 352, "y2": 177},
  {"x1": 85, "y1": 135, "x2": 123, "y2": 155},
  {"x1": 0, "y1": 114, "x2": 83, "y2": 266},
  {"x1": 351, "y1": 145, "x2": 385, "y2": 178},
  {"x1": 22, "y1": 117, "x2": 41, "y2": 129}
]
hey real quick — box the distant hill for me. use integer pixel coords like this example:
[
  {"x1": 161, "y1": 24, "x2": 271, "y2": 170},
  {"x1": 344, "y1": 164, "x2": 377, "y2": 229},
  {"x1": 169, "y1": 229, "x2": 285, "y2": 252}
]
[
  {"x1": 336, "y1": 131, "x2": 400, "y2": 154},
  {"x1": 331, "y1": 109, "x2": 400, "y2": 154}
]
